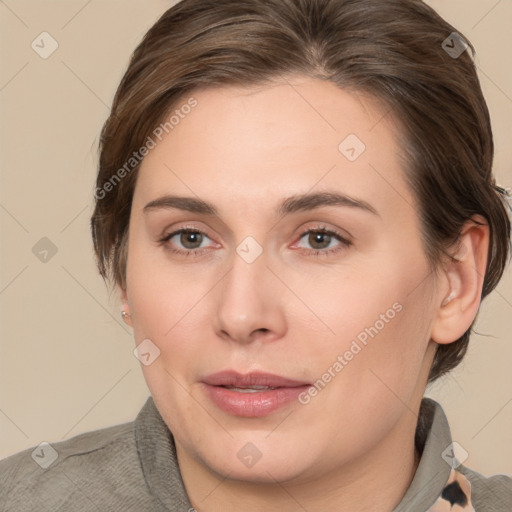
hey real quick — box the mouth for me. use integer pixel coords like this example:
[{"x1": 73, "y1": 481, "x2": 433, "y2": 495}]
[{"x1": 201, "y1": 370, "x2": 312, "y2": 417}]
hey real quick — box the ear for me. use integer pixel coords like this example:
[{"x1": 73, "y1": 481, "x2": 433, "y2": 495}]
[
  {"x1": 119, "y1": 285, "x2": 133, "y2": 327},
  {"x1": 430, "y1": 215, "x2": 490, "y2": 345}
]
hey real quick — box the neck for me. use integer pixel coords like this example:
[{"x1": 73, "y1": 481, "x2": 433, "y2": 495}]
[{"x1": 176, "y1": 407, "x2": 421, "y2": 512}]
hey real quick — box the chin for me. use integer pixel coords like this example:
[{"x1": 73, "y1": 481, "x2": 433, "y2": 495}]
[{"x1": 196, "y1": 438, "x2": 318, "y2": 484}]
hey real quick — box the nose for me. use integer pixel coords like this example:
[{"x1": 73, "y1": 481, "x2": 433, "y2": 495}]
[{"x1": 213, "y1": 247, "x2": 287, "y2": 346}]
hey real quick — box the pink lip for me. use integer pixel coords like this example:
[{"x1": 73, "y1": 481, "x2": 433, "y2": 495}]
[
  {"x1": 202, "y1": 370, "x2": 310, "y2": 388},
  {"x1": 201, "y1": 371, "x2": 311, "y2": 418}
]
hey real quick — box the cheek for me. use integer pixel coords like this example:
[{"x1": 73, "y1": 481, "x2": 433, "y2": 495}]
[
  {"x1": 299, "y1": 256, "x2": 434, "y2": 396},
  {"x1": 293, "y1": 255, "x2": 426, "y2": 344},
  {"x1": 126, "y1": 236, "x2": 203, "y2": 327},
  {"x1": 125, "y1": 245, "x2": 225, "y2": 394},
  {"x1": 295, "y1": 279, "x2": 434, "y2": 460}
]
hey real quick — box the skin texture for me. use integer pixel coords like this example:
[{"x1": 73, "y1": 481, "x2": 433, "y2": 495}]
[{"x1": 121, "y1": 76, "x2": 489, "y2": 512}]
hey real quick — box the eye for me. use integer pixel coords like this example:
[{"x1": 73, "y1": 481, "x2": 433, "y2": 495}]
[
  {"x1": 159, "y1": 228, "x2": 216, "y2": 256},
  {"x1": 158, "y1": 225, "x2": 352, "y2": 257},
  {"x1": 294, "y1": 226, "x2": 352, "y2": 256}
]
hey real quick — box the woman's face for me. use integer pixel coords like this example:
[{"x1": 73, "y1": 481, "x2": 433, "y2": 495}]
[{"x1": 124, "y1": 76, "x2": 441, "y2": 483}]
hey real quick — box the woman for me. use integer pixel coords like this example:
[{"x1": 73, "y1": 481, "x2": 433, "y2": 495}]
[{"x1": 1, "y1": 0, "x2": 511, "y2": 510}]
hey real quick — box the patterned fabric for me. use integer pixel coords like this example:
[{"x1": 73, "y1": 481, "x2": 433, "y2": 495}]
[{"x1": 428, "y1": 469, "x2": 474, "y2": 511}]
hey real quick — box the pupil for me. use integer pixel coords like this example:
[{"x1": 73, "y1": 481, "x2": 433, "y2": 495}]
[
  {"x1": 310, "y1": 232, "x2": 330, "y2": 249},
  {"x1": 181, "y1": 231, "x2": 202, "y2": 249}
]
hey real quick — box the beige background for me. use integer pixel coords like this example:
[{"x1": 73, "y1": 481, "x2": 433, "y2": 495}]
[{"x1": 0, "y1": 0, "x2": 511, "y2": 475}]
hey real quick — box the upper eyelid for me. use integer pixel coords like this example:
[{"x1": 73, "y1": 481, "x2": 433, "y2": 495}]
[
  {"x1": 161, "y1": 227, "x2": 211, "y2": 242},
  {"x1": 293, "y1": 227, "x2": 351, "y2": 248},
  {"x1": 162, "y1": 225, "x2": 345, "y2": 237}
]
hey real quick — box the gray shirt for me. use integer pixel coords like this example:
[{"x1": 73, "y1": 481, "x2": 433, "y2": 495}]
[{"x1": 1, "y1": 397, "x2": 510, "y2": 511}]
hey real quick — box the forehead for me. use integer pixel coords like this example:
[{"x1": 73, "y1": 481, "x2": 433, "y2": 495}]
[
  {"x1": 134, "y1": 77, "x2": 415, "y2": 219},
  {"x1": 163, "y1": 78, "x2": 391, "y2": 161}
]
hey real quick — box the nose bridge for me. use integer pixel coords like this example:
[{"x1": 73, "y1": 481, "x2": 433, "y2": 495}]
[
  {"x1": 214, "y1": 243, "x2": 285, "y2": 343},
  {"x1": 220, "y1": 246, "x2": 268, "y2": 320}
]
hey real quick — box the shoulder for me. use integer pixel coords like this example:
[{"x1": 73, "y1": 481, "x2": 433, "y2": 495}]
[
  {"x1": 0, "y1": 420, "x2": 149, "y2": 511},
  {"x1": 458, "y1": 464, "x2": 512, "y2": 511}
]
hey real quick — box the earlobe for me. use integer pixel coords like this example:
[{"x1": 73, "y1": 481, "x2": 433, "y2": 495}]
[
  {"x1": 121, "y1": 310, "x2": 132, "y2": 326},
  {"x1": 430, "y1": 216, "x2": 489, "y2": 345},
  {"x1": 119, "y1": 285, "x2": 133, "y2": 327}
]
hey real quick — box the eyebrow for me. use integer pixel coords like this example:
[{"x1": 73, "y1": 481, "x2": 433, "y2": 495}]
[{"x1": 143, "y1": 191, "x2": 379, "y2": 217}]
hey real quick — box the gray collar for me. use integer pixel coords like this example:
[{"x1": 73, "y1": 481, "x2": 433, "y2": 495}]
[
  {"x1": 134, "y1": 397, "x2": 192, "y2": 511},
  {"x1": 135, "y1": 396, "x2": 452, "y2": 511},
  {"x1": 393, "y1": 397, "x2": 453, "y2": 511}
]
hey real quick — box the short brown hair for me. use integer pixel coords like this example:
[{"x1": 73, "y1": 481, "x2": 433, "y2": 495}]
[{"x1": 91, "y1": 0, "x2": 511, "y2": 383}]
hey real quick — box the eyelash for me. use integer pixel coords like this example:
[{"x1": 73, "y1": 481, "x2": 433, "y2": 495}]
[{"x1": 159, "y1": 225, "x2": 352, "y2": 258}]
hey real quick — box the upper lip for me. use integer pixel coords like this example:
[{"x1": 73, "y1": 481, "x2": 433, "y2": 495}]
[{"x1": 202, "y1": 371, "x2": 310, "y2": 388}]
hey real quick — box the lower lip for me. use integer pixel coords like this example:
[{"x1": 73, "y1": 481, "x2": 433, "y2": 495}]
[{"x1": 202, "y1": 384, "x2": 311, "y2": 417}]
